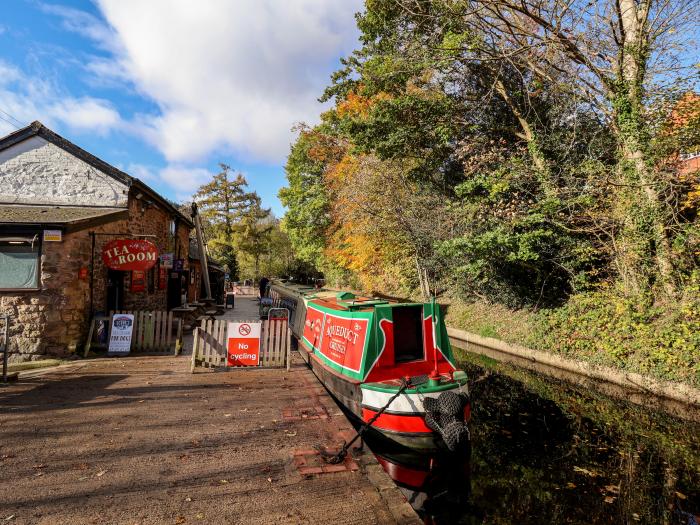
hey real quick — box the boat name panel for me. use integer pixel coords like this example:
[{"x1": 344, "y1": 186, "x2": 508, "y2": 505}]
[{"x1": 304, "y1": 305, "x2": 369, "y2": 374}]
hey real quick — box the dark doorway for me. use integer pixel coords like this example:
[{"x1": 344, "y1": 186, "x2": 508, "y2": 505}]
[
  {"x1": 167, "y1": 271, "x2": 182, "y2": 310},
  {"x1": 393, "y1": 305, "x2": 424, "y2": 363},
  {"x1": 106, "y1": 270, "x2": 125, "y2": 312}
]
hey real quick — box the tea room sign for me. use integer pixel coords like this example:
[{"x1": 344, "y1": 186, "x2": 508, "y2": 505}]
[{"x1": 102, "y1": 239, "x2": 158, "y2": 272}]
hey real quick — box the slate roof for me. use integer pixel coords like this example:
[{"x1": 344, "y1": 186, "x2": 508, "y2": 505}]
[
  {"x1": 0, "y1": 204, "x2": 128, "y2": 230},
  {"x1": 0, "y1": 121, "x2": 193, "y2": 228}
]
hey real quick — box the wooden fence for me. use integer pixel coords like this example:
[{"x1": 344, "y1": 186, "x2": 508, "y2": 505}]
[
  {"x1": 83, "y1": 310, "x2": 183, "y2": 357},
  {"x1": 232, "y1": 284, "x2": 257, "y2": 296},
  {"x1": 191, "y1": 318, "x2": 291, "y2": 372}
]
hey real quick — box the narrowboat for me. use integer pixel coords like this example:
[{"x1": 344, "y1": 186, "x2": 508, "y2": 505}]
[{"x1": 269, "y1": 282, "x2": 471, "y2": 452}]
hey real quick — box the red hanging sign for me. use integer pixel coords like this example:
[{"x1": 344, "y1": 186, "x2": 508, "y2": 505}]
[
  {"x1": 102, "y1": 239, "x2": 158, "y2": 271},
  {"x1": 131, "y1": 270, "x2": 146, "y2": 292}
]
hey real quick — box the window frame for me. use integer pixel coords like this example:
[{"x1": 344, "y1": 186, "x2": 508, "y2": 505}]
[{"x1": 0, "y1": 230, "x2": 42, "y2": 292}]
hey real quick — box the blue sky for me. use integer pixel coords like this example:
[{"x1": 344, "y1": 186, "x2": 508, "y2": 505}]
[{"x1": 0, "y1": 1, "x2": 363, "y2": 215}]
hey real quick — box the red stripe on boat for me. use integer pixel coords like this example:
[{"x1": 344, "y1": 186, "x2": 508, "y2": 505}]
[
  {"x1": 362, "y1": 408, "x2": 433, "y2": 433},
  {"x1": 376, "y1": 456, "x2": 429, "y2": 489}
]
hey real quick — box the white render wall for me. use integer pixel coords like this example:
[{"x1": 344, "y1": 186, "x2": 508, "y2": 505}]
[{"x1": 0, "y1": 136, "x2": 129, "y2": 207}]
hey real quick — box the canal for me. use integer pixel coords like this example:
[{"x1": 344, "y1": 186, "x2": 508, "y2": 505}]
[{"x1": 362, "y1": 352, "x2": 700, "y2": 525}]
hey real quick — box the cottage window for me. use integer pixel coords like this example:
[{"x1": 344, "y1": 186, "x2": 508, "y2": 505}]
[{"x1": 0, "y1": 234, "x2": 40, "y2": 290}]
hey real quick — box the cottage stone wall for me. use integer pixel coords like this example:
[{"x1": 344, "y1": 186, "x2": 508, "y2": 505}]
[
  {"x1": 0, "y1": 193, "x2": 191, "y2": 362},
  {"x1": 0, "y1": 136, "x2": 128, "y2": 207}
]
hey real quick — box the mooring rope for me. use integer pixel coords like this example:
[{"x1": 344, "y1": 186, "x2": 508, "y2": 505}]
[{"x1": 317, "y1": 378, "x2": 413, "y2": 465}]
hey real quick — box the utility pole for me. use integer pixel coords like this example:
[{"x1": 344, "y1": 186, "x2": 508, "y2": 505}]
[{"x1": 191, "y1": 202, "x2": 212, "y2": 302}]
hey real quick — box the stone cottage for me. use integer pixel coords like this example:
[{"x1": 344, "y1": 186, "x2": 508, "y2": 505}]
[{"x1": 0, "y1": 121, "x2": 193, "y2": 361}]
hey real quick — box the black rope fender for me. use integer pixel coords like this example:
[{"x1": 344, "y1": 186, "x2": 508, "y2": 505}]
[{"x1": 423, "y1": 390, "x2": 471, "y2": 452}]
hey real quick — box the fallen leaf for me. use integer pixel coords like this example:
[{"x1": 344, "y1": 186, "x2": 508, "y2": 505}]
[
  {"x1": 604, "y1": 496, "x2": 615, "y2": 504},
  {"x1": 675, "y1": 491, "x2": 687, "y2": 500},
  {"x1": 195, "y1": 514, "x2": 204, "y2": 520},
  {"x1": 267, "y1": 477, "x2": 272, "y2": 483},
  {"x1": 96, "y1": 470, "x2": 107, "y2": 477},
  {"x1": 604, "y1": 485, "x2": 620, "y2": 494},
  {"x1": 185, "y1": 497, "x2": 192, "y2": 502},
  {"x1": 219, "y1": 479, "x2": 229, "y2": 484},
  {"x1": 286, "y1": 431, "x2": 297, "y2": 437},
  {"x1": 138, "y1": 400, "x2": 145, "y2": 403},
  {"x1": 632, "y1": 513, "x2": 640, "y2": 521},
  {"x1": 566, "y1": 482, "x2": 576, "y2": 489},
  {"x1": 224, "y1": 414, "x2": 232, "y2": 417},
  {"x1": 573, "y1": 466, "x2": 598, "y2": 477},
  {"x1": 175, "y1": 517, "x2": 186, "y2": 524}
]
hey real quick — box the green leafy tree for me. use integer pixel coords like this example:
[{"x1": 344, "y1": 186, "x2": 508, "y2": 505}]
[
  {"x1": 233, "y1": 193, "x2": 274, "y2": 279},
  {"x1": 193, "y1": 164, "x2": 252, "y2": 279}
]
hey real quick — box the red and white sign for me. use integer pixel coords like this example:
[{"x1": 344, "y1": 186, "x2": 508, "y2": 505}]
[
  {"x1": 102, "y1": 239, "x2": 158, "y2": 272},
  {"x1": 317, "y1": 313, "x2": 368, "y2": 373},
  {"x1": 227, "y1": 322, "x2": 261, "y2": 366}
]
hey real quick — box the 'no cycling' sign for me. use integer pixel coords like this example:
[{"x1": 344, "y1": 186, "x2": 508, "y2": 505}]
[{"x1": 227, "y1": 322, "x2": 261, "y2": 366}]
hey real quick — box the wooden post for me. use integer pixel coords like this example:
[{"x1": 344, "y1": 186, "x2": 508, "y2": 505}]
[
  {"x1": 190, "y1": 327, "x2": 199, "y2": 373},
  {"x1": 175, "y1": 318, "x2": 183, "y2": 356},
  {"x1": 286, "y1": 325, "x2": 291, "y2": 371},
  {"x1": 83, "y1": 318, "x2": 95, "y2": 358}
]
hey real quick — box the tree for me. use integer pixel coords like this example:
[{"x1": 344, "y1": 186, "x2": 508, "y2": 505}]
[
  {"x1": 462, "y1": 0, "x2": 698, "y2": 297},
  {"x1": 233, "y1": 193, "x2": 273, "y2": 279},
  {"x1": 193, "y1": 164, "x2": 251, "y2": 279}
]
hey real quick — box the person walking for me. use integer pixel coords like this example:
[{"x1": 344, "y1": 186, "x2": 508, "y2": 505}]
[{"x1": 258, "y1": 276, "x2": 269, "y2": 299}]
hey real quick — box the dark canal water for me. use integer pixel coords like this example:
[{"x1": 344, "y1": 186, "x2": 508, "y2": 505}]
[{"x1": 364, "y1": 354, "x2": 700, "y2": 525}]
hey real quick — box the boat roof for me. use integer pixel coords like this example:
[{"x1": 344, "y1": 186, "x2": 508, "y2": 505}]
[{"x1": 271, "y1": 281, "x2": 396, "y2": 312}]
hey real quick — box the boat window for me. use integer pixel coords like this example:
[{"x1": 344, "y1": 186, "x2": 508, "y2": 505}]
[{"x1": 392, "y1": 305, "x2": 424, "y2": 363}]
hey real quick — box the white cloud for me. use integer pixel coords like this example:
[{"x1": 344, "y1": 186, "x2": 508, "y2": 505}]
[
  {"x1": 158, "y1": 165, "x2": 213, "y2": 201},
  {"x1": 125, "y1": 163, "x2": 157, "y2": 183},
  {"x1": 0, "y1": 60, "x2": 124, "y2": 136},
  {"x1": 49, "y1": 98, "x2": 121, "y2": 135},
  {"x1": 93, "y1": 0, "x2": 362, "y2": 163},
  {"x1": 39, "y1": 3, "x2": 120, "y2": 53}
]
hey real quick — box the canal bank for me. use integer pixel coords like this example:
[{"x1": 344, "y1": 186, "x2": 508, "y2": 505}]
[{"x1": 448, "y1": 327, "x2": 700, "y2": 423}]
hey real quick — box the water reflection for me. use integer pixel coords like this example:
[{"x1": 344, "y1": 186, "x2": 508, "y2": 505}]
[
  {"x1": 373, "y1": 447, "x2": 472, "y2": 524},
  {"x1": 365, "y1": 359, "x2": 700, "y2": 524}
]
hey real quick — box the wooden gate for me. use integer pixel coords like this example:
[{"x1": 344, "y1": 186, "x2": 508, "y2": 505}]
[
  {"x1": 191, "y1": 318, "x2": 291, "y2": 372},
  {"x1": 83, "y1": 311, "x2": 183, "y2": 357}
]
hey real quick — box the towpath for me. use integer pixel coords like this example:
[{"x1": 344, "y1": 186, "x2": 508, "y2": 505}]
[{"x1": 0, "y1": 296, "x2": 419, "y2": 524}]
